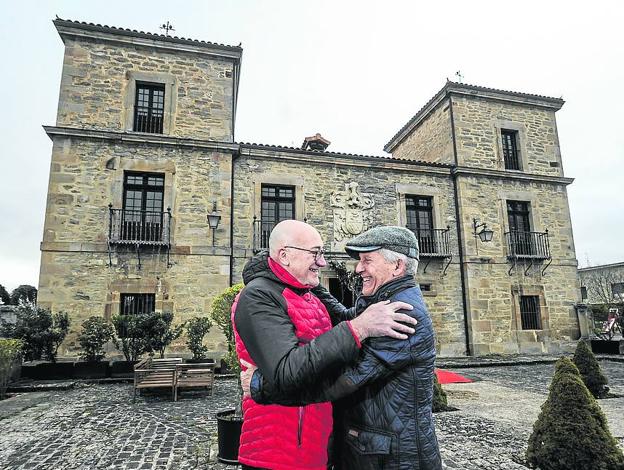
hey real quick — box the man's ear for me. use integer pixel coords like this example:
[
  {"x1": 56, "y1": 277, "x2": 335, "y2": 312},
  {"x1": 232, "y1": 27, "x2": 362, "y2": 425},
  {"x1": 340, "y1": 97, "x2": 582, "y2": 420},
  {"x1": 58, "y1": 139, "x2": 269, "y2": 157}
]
[{"x1": 278, "y1": 247, "x2": 290, "y2": 266}]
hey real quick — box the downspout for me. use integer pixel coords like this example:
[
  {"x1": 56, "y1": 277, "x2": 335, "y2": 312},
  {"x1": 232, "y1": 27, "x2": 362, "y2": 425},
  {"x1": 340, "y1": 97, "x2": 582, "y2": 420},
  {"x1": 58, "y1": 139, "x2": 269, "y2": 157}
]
[
  {"x1": 448, "y1": 93, "x2": 472, "y2": 356},
  {"x1": 229, "y1": 149, "x2": 238, "y2": 287}
]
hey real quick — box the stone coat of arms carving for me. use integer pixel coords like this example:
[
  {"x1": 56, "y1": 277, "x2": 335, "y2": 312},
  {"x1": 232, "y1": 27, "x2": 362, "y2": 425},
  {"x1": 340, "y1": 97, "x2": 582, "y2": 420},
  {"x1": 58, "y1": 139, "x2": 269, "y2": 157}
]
[{"x1": 331, "y1": 182, "x2": 375, "y2": 241}]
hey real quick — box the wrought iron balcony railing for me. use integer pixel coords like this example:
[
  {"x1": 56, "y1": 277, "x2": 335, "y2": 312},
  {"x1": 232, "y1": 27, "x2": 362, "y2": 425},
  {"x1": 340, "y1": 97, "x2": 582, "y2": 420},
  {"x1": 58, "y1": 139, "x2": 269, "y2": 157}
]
[
  {"x1": 253, "y1": 218, "x2": 275, "y2": 253},
  {"x1": 108, "y1": 206, "x2": 172, "y2": 246},
  {"x1": 406, "y1": 227, "x2": 452, "y2": 258},
  {"x1": 505, "y1": 230, "x2": 550, "y2": 260}
]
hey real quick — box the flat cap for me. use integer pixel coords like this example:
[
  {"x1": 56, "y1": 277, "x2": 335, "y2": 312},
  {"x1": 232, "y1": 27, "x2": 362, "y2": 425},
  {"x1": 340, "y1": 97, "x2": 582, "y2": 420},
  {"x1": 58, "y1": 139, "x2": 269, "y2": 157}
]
[{"x1": 345, "y1": 226, "x2": 419, "y2": 260}]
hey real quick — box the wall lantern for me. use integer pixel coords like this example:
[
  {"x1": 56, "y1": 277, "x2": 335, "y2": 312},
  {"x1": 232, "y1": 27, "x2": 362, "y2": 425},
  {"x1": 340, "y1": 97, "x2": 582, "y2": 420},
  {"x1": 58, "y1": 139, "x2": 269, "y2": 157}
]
[
  {"x1": 207, "y1": 201, "x2": 221, "y2": 246},
  {"x1": 473, "y1": 218, "x2": 494, "y2": 243}
]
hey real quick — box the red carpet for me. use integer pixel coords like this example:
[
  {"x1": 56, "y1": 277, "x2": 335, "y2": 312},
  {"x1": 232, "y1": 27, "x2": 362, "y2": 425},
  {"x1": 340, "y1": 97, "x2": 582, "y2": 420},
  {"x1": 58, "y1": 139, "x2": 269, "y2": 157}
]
[{"x1": 435, "y1": 368, "x2": 472, "y2": 384}]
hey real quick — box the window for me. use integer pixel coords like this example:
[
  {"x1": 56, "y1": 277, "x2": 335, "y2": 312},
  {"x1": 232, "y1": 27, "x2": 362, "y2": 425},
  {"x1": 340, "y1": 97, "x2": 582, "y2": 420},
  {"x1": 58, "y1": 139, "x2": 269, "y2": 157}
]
[
  {"x1": 501, "y1": 129, "x2": 520, "y2": 170},
  {"x1": 581, "y1": 286, "x2": 588, "y2": 300},
  {"x1": 612, "y1": 282, "x2": 624, "y2": 297},
  {"x1": 120, "y1": 293, "x2": 156, "y2": 315},
  {"x1": 519, "y1": 295, "x2": 541, "y2": 330},
  {"x1": 406, "y1": 195, "x2": 434, "y2": 253},
  {"x1": 261, "y1": 184, "x2": 295, "y2": 226},
  {"x1": 122, "y1": 172, "x2": 165, "y2": 242},
  {"x1": 134, "y1": 83, "x2": 165, "y2": 133},
  {"x1": 507, "y1": 200, "x2": 532, "y2": 255},
  {"x1": 420, "y1": 283, "x2": 432, "y2": 292}
]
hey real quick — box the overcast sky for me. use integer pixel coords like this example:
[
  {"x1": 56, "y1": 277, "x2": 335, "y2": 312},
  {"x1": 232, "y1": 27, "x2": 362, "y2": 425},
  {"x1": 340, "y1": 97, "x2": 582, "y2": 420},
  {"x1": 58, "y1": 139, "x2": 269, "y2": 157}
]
[{"x1": 1, "y1": 0, "x2": 622, "y2": 292}]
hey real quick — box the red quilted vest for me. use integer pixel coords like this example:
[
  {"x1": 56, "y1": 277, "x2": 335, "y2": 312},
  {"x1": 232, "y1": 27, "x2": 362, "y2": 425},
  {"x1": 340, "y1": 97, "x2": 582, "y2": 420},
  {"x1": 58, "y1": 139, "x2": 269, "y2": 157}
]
[{"x1": 232, "y1": 258, "x2": 334, "y2": 470}]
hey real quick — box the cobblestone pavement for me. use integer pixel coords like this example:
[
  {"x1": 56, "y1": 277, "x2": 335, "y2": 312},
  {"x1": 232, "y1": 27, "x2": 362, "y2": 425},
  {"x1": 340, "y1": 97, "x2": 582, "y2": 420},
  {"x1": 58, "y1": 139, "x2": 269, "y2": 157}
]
[{"x1": 1, "y1": 361, "x2": 623, "y2": 469}]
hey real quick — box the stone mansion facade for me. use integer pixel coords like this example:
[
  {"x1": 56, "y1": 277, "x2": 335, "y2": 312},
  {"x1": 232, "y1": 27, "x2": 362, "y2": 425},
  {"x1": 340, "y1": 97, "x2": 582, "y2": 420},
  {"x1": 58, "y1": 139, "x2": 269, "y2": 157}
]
[{"x1": 38, "y1": 18, "x2": 581, "y2": 357}]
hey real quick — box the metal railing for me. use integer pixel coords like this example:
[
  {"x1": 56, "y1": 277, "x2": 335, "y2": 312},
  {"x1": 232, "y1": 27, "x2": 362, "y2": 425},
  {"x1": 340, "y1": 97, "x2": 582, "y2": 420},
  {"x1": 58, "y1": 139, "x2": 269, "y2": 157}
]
[
  {"x1": 108, "y1": 206, "x2": 172, "y2": 245},
  {"x1": 133, "y1": 107, "x2": 164, "y2": 134},
  {"x1": 406, "y1": 227, "x2": 451, "y2": 257},
  {"x1": 253, "y1": 218, "x2": 275, "y2": 253},
  {"x1": 505, "y1": 230, "x2": 550, "y2": 259}
]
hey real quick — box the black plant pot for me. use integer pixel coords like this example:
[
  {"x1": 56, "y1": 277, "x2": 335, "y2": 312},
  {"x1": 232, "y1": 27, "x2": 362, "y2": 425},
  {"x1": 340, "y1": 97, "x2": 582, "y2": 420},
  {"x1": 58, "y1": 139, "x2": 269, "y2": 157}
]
[
  {"x1": 110, "y1": 360, "x2": 137, "y2": 378},
  {"x1": 36, "y1": 361, "x2": 75, "y2": 380},
  {"x1": 185, "y1": 358, "x2": 216, "y2": 365},
  {"x1": 590, "y1": 340, "x2": 621, "y2": 355},
  {"x1": 74, "y1": 361, "x2": 109, "y2": 379},
  {"x1": 216, "y1": 409, "x2": 243, "y2": 464}
]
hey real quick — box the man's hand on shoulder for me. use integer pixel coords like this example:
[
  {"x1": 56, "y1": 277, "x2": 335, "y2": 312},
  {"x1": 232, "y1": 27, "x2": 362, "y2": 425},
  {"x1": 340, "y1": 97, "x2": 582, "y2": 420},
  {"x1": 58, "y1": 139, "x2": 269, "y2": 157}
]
[{"x1": 349, "y1": 300, "x2": 416, "y2": 341}]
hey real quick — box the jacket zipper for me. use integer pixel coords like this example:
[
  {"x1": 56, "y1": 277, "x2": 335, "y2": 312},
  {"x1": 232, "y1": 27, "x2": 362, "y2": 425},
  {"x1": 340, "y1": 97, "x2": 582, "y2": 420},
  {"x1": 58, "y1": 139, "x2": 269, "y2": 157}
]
[{"x1": 297, "y1": 406, "x2": 305, "y2": 447}]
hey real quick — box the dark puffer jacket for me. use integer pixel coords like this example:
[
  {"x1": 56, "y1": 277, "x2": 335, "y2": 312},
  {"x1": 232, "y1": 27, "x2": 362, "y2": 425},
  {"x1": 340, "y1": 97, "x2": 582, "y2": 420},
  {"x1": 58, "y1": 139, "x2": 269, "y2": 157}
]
[
  {"x1": 233, "y1": 252, "x2": 362, "y2": 470},
  {"x1": 251, "y1": 275, "x2": 442, "y2": 470}
]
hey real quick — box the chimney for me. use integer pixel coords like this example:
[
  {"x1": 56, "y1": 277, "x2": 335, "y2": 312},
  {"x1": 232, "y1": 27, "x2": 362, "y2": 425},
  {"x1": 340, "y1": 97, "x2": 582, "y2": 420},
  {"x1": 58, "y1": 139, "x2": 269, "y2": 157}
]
[{"x1": 301, "y1": 133, "x2": 331, "y2": 152}]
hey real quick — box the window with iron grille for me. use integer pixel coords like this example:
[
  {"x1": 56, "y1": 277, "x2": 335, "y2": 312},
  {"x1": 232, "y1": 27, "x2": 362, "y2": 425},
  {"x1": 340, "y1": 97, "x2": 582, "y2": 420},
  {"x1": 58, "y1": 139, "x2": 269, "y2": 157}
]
[
  {"x1": 406, "y1": 195, "x2": 434, "y2": 253},
  {"x1": 581, "y1": 286, "x2": 588, "y2": 300},
  {"x1": 120, "y1": 293, "x2": 156, "y2": 315},
  {"x1": 122, "y1": 172, "x2": 165, "y2": 242},
  {"x1": 134, "y1": 83, "x2": 165, "y2": 133},
  {"x1": 519, "y1": 295, "x2": 542, "y2": 330},
  {"x1": 507, "y1": 200, "x2": 533, "y2": 255},
  {"x1": 501, "y1": 129, "x2": 520, "y2": 170}
]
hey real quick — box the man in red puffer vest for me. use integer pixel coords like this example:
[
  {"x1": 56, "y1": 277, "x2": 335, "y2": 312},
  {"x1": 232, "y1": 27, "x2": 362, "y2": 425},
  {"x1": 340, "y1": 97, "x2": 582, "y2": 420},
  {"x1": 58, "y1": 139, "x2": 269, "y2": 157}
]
[{"x1": 232, "y1": 220, "x2": 416, "y2": 470}]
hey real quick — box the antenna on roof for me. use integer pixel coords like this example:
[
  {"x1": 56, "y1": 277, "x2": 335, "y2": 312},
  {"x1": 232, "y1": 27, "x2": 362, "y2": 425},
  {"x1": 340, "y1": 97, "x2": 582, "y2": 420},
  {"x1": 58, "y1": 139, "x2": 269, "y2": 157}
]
[
  {"x1": 455, "y1": 70, "x2": 464, "y2": 83},
  {"x1": 160, "y1": 21, "x2": 175, "y2": 37}
]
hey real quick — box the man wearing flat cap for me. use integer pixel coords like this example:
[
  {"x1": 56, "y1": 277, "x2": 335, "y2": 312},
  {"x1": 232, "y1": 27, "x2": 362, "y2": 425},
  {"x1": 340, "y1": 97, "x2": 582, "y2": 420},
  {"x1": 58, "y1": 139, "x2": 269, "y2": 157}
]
[{"x1": 242, "y1": 226, "x2": 442, "y2": 470}]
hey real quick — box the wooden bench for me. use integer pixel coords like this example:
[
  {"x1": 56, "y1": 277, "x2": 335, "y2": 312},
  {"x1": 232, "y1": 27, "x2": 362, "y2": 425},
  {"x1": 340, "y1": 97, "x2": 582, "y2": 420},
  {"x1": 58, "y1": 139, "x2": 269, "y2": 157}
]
[
  {"x1": 133, "y1": 357, "x2": 183, "y2": 401},
  {"x1": 174, "y1": 361, "x2": 215, "y2": 401}
]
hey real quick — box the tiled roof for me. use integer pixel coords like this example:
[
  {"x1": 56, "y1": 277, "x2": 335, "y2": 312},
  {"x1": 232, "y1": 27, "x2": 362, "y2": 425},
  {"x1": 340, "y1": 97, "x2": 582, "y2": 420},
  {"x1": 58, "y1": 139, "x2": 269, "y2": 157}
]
[
  {"x1": 384, "y1": 81, "x2": 565, "y2": 152},
  {"x1": 53, "y1": 17, "x2": 242, "y2": 52},
  {"x1": 238, "y1": 142, "x2": 451, "y2": 168}
]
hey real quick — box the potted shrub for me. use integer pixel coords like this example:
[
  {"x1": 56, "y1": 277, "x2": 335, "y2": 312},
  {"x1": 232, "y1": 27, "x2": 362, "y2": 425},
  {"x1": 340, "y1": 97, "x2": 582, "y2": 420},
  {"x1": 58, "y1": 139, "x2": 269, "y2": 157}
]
[
  {"x1": 1, "y1": 301, "x2": 71, "y2": 380},
  {"x1": 186, "y1": 317, "x2": 213, "y2": 363},
  {"x1": 210, "y1": 283, "x2": 244, "y2": 464},
  {"x1": 0, "y1": 339, "x2": 22, "y2": 400},
  {"x1": 111, "y1": 314, "x2": 145, "y2": 377},
  {"x1": 75, "y1": 316, "x2": 115, "y2": 379}
]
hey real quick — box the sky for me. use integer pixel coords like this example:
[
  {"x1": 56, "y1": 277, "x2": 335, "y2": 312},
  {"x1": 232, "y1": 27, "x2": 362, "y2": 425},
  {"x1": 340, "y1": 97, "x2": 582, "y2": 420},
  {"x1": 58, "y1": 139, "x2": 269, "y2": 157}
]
[{"x1": 0, "y1": 0, "x2": 623, "y2": 292}]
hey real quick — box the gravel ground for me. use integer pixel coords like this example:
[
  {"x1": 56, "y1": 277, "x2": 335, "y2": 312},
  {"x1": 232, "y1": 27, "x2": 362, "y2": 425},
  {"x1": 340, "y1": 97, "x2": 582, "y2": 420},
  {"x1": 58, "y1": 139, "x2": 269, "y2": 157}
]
[{"x1": 1, "y1": 360, "x2": 623, "y2": 469}]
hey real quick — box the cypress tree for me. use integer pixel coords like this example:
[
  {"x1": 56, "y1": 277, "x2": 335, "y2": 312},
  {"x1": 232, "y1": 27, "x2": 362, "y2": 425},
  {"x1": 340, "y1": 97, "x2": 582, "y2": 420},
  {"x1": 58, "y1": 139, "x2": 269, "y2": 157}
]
[
  {"x1": 526, "y1": 357, "x2": 624, "y2": 470},
  {"x1": 573, "y1": 340, "x2": 609, "y2": 398},
  {"x1": 432, "y1": 374, "x2": 448, "y2": 412}
]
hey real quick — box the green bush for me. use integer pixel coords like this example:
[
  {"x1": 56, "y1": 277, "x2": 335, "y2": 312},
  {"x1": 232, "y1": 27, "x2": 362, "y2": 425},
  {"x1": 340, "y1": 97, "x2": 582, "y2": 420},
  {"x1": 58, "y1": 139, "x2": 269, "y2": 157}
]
[
  {"x1": 143, "y1": 311, "x2": 185, "y2": 359},
  {"x1": 0, "y1": 339, "x2": 22, "y2": 399},
  {"x1": 432, "y1": 374, "x2": 448, "y2": 413},
  {"x1": 112, "y1": 311, "x2": 184, "y2": 361},
  {"x1": 573, "y1": 340, "x2": 609, "y2": 398},
  {"x1": 77, "y1": 316, "x2": 115, "y2": 362},
  {"x1": 526, "y1": 357, "x2": 624, "y2": 470},
  {"x1": 186, "y1": 317, "x2": 212, "y2": 360},
  {"x1": 209, "y1": 283, "x2": 244, "y2": 374},
  {"x1": 0, "y1": 302, "x2": 69, "y2": 362},
  {"x1": 0, "y1": 284, "x2": 10, "y2": 305}
]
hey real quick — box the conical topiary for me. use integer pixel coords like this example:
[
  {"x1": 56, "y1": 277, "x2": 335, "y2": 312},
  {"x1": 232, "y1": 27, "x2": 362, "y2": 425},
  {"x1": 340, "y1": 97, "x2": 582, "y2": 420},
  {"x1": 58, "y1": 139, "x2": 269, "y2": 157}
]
[
  {"x1": 432, "y1": 374, "x2": 448, "y2": 412},
  {"x1": 526, "y1": 357, "x2": 624, "y2": 470},
  {"x1": 573, "y1": 340, "x2": 609, "y2": 398}
]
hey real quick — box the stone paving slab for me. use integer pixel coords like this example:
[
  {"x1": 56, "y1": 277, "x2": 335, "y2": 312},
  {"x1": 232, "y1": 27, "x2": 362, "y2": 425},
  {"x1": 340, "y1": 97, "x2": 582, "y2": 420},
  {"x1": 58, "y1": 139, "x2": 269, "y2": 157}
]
[{"x1": 1, "y1": 361, "x2": 623, "y2": 469}]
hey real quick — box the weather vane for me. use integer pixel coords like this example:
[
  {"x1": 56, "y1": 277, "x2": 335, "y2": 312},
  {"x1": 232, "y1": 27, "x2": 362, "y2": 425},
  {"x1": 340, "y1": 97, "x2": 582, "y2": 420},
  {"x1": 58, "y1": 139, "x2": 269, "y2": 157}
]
[
  {"x1": 160, "y1": 21, "x2": 175, "y2": 37},
  {"x1": 455, "y1": 70, "x2": 464, "y2": 83}
]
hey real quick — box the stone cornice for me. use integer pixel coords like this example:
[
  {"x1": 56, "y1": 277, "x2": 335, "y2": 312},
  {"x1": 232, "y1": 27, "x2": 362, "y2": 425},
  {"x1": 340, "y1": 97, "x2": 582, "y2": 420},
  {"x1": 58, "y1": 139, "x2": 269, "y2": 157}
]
[
  {"x1": 54, "y1": 19, "x2": 243, "y2": 61},
  {"x1": 452, "y1": 166, "x2": 574, "y2": 185},
  {"x1": 239, "y1": 144, "x2": 452, "y2": 176},
  {"x1": 43, "y1": 126, "x2": 239, "y2": 153}
]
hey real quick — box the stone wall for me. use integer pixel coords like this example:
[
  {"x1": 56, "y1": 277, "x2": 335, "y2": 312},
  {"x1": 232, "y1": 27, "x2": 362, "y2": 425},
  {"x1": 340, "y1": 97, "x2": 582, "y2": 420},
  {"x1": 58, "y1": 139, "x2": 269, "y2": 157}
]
[
  {"x1": 232, "y1": 150, "x2": 467, "y2": 356},
  {"x1": 56, "y1": 37, "x2": 235, "y2": 141},
  {"x1": 452, "y1": 96, "x2": 563, "y2": 176},
  {"x1": 391, "y1": 100, "x2": 454, "y2": 164},
  {"x1": 38, "y1": 135, "x2": 234, "y2": 357}
]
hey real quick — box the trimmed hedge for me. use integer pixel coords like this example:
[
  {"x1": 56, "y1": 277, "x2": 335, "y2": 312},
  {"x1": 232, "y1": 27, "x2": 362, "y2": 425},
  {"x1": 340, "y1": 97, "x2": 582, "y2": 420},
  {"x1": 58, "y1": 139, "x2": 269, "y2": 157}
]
[
  {"x1": 0, "y1": 339, "x2": 22, "y2": 399},
  {"x1": 432, "y1": 374, "x2": 448, "y2": 412},
  {"x1": 573, "y1": 340, "x2": 609, "y2": 398},
  {"x1": 526, "y1": 357, "x2": 624, "y2": 469}
]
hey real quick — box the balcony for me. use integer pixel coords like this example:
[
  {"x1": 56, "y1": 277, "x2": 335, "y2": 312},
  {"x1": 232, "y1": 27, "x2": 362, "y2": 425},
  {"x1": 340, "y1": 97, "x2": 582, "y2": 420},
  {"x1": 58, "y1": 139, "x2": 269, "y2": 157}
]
[
  {"x1": 406, "y1": 227, "x2": 452, "y2": 258},
  {"x1": 505, "y1": 230, "x2": 551, "y2": 260},
  {"x1": 108, "y1": 207, "x2": 172, "y2": 246},
  {"x1": 253, "y1": 218, "x2": 275, "y2": 253}
]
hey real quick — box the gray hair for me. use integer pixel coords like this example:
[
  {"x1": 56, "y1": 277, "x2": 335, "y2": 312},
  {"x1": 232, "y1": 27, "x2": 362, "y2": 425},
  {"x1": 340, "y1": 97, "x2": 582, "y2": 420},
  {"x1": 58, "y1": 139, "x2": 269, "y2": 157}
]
[{"x1": 378, "y1": 248, "x2": 418, "y2": 276}]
